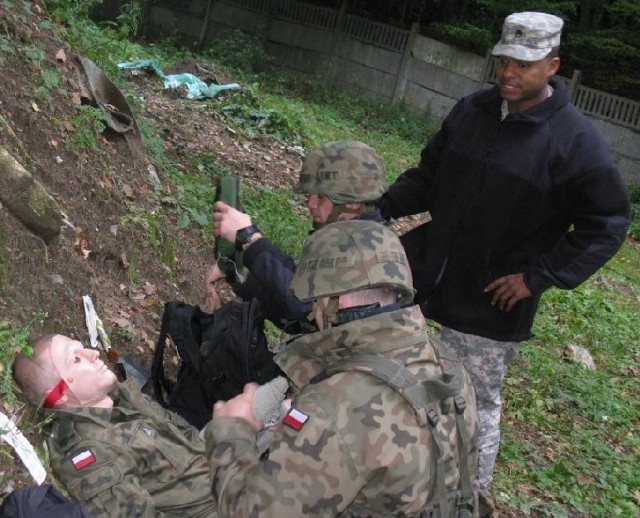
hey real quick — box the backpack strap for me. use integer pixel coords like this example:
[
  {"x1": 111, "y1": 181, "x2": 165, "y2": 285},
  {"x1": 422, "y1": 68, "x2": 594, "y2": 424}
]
[
  {"x1": 310, "y1": 353, "x2": 475, "y2": 518},
  {"x1": 151, "y1": 301, "x2": 203, "y2": 407},
  {"x1": 314, "y1": 354, "x2": 464, "y2": 426}
]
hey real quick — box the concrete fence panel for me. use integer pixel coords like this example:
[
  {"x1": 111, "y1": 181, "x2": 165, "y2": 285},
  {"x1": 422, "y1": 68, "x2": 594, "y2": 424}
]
[
  {"x1": 412, "y1": 35, "x2": 485, "y2": 81},
  {"x1": 141, "y1": 0, "x2": 640, "y2": 185}
]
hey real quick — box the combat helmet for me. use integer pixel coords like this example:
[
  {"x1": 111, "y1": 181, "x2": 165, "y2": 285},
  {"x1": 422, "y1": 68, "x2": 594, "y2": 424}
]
[
  {"x1": 296, "y1": 141, "x2": 388, "y2": 206},
  {"x1": 291, "y1": 220, "x2": 414, "y2": 319}
]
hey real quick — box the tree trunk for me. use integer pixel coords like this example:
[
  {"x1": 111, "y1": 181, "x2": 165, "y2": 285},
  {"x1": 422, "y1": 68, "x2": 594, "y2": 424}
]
[{"x1": 0, "y1": 146, "x2": 63, "y2": 243}]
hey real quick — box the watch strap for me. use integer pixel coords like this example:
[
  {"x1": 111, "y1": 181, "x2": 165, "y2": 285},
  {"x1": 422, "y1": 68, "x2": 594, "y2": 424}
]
[{"x1": 235, "y1": 225, "x2": 261, "y2": 251}]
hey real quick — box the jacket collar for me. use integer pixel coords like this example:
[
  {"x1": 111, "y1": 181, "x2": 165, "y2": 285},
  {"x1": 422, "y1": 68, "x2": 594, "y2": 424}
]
[
  {"x1": 275, "y1": 305, "x2": 438, "y2": 388},
  {"x1": 47, "y1": 378, "x2": 140, "y2": 427},
  {"x1": 475, "y1": 76, "x2": 568, "y2": 123}
]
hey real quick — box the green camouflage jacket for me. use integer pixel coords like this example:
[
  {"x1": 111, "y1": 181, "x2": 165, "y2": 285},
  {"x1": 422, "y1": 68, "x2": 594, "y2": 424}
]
[
  {"x1": 205, "y1": 305, "x2": 479, "y2": 517},
  {"x1": 47, "y1": 378, "x2": 217, "y2": 517}
]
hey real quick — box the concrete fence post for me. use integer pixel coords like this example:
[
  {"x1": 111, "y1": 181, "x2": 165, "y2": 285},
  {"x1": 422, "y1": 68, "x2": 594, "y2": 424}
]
[
  {"x1": 140, "y1": 0, "x2": 154, "y2": 39},
  {"x1": 324, "y1": 1, "x2": 348, "y2": 87},
  {"x1": 392, "y1": 22, "x2": 419, "y2": 105},
  {"x1": 263, "y1": 0, "x2": 277, "y2": 46},
  {"x1": 568, "y1": 69, "x2": 582, "y2": 103},
  {"x1": 480, "y1": 48, "x2": 495, "y2": 86},
  {"x1": 197, "y1": 0, "x2": 215, "y2": 50}
]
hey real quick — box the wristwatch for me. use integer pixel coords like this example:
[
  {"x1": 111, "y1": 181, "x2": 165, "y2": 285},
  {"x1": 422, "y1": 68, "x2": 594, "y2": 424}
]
[{"x1": 235, "y1": 225, "x2": 261, "y2": 251}]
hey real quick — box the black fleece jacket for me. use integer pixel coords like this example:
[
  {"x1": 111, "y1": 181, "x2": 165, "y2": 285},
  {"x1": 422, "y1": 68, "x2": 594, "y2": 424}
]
[{"x1": 379, "y1": 77, "x2": 630, "y2": 342}]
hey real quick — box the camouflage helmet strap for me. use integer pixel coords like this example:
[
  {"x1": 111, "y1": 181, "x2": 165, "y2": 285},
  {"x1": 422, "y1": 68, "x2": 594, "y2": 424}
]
[
  {"x1": 328, "y1": 203, "x2": 351, "y2": 223},
  {"x1": 313, "y1": 297, "x2": 340, "y2": 329}
]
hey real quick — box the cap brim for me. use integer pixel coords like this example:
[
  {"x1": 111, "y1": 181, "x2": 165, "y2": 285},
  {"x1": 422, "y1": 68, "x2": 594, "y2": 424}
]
[{"x1": 491, "y1": 43, "x2": 550, "y2": 61}]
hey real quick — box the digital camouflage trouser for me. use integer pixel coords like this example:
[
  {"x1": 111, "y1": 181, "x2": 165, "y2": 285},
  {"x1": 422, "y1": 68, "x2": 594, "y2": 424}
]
[{"x1": 440, "y1": 327, "x2": 519, "y2": 489}]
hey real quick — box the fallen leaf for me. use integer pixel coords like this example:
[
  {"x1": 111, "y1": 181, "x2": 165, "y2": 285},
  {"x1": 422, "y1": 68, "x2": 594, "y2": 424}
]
[
  {"x1": 31, "y1": 102, "x2": 40, "y2": 112},
  {"x1": 48, "y1": 139, "x2": 59, "y2": 148},
  {"x1": 74, "y1": 228, "x2": 91, "y2": 259},
  {"x1": 111, "y1": 317, "x2": 131, "y2": 328},
  {"x1": 55, "y1": 48, "x2": 67, "y2": 62},
  {"x1": 122, "y1": 184, "x2": 134, "y2": 199},
  {"x1": 143, "y1": 283, "x2": 156, "y2": 295}
]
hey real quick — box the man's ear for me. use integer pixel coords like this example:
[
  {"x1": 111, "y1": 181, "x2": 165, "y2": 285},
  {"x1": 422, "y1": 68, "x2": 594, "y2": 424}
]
[
  {"x1": 42, "y1": 380, "x2": 70, "y2": 409},
  {"x1": 547, "y1": 57, "x2": 560, "y2": 77}
]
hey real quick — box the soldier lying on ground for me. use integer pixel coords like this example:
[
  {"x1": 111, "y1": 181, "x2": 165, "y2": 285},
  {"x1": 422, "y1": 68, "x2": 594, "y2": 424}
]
[{"x1": 12, "y1": 333, "x2": 219, "y2": 517}]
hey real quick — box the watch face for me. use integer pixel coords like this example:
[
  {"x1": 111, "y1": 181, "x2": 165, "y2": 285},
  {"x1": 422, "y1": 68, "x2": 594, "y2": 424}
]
[
  {"x1": 236, "y1": 225, "x2": 259, "y2": 250},
  {"x1": 238, "y1": 228, "x2": 253, "y2": 242}
]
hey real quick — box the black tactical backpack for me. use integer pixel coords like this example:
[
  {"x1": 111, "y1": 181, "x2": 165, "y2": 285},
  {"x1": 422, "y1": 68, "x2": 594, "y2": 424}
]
[{"x1": 151, "y1": 298, "x2": 281, "y2": 429}]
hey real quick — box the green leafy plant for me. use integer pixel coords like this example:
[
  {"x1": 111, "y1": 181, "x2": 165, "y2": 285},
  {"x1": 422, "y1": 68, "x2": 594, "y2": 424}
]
[
  {"x1": 121, "y1": 208, "x2": 176, "y2": 272},
  {"x1": 0, "y1": 35, "x2": 16, "y2": 65},
  {"x1": 0, "y1": 314, "x2": 47, "y2": 405},
  {"x1": 112, "y1": 326, "x2": 134, "y2": 342},
  {"x1": 627, "y1": 182, "x2": 640, "y2": 240},
  {"x1": 429, "y1": 22, "x2": 493, "y2": 53},
  {"x1": 38, "y1": 67, "x2": 61, "y2": 90},
  {"x1": 214, "y1": 84, "x2": 304, "y2": 144},
  {"x1": 113, "y1": 0, "x2": 141, "y2": 40},
  {"x1": 68, "y1": 105, "x2": 107, "y2": 151},
  {"x1": 22, "y1": 44, "x2": 46, "y2": 67}
]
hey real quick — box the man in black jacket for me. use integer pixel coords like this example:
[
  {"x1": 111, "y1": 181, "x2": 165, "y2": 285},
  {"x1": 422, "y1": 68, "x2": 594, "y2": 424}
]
[
  {"x1": 207, "y1": 140, "x2": 387, "y2": 332},
  {"x1": 377, "y1": 11, "x2": 631, "y2": 489}
]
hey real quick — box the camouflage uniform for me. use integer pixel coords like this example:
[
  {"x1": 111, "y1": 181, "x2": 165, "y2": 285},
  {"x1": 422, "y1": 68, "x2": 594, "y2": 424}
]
[
  {"x1": 440, "y1": 327, "x2": 519, "y2": 489},
  {"x1": 206, "y1": 220, "x2": 482, "y2": 517},
  {"x1": 47, "y1": 378, "x2": 217, "y2": 518}
]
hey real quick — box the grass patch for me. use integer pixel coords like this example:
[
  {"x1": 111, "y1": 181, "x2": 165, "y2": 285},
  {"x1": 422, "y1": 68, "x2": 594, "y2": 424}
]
[
  {"x1": 241, "y1": 186, "x2": 309, "y2": 258},
  {"x1": 0, "y1": 321, "x2": 36, "y2": 406},
  {"x1": 627, "y1": 182, "x2": 640, "y2": 241},
  {"x1": 495, "y1": 247, "x2": 640, "y2": 516}
]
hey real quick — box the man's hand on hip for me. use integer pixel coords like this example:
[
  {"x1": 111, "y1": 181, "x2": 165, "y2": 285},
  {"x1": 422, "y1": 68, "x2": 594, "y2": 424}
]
[{"x1": 484, "y1": 273, "x2": 532, "y2": 312}]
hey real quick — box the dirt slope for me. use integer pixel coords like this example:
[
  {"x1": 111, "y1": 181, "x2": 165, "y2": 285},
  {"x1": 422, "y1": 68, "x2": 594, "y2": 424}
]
[{"x1": 0, "y1": 3, "x2": 303, "y2": 497}]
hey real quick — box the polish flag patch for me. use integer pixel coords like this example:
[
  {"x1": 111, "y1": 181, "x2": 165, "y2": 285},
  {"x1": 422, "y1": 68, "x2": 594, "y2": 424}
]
[
  {"x1": 71, "y1": 449, "x2": 96, "y2": 470},
  {"x1": 283, "y1": 408, "x2": 309, "y2": 431}
]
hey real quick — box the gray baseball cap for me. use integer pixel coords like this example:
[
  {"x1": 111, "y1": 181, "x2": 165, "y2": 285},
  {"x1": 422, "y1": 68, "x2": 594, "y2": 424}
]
[{"x1": 492, "y1": 12, "x2": 564, "y2": 62}]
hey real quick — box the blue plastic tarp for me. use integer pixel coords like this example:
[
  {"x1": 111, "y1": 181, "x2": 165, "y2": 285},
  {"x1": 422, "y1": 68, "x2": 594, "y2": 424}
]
[{"x1": 118, "y1": 59, "x2": 240, "y2": 100}]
